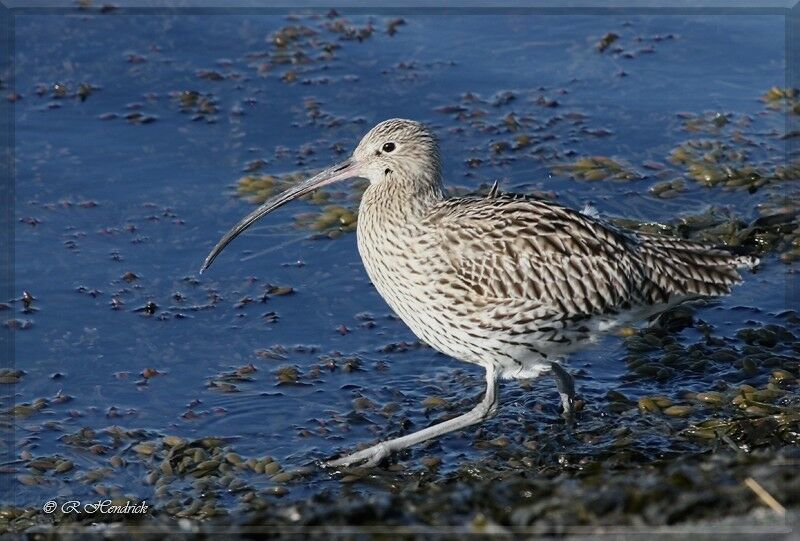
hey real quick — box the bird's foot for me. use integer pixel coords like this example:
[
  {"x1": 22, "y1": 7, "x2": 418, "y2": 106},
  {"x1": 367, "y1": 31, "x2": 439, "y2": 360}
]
[
  {"x1": 558, "y1": 392, "x2": 576, "y2": 426},
  {"x1": 322, "y1": 441, "x2": 391, "y2": 469},
  {"x1": 550, "y1": 362, "x2": 576, "y2": 425}
]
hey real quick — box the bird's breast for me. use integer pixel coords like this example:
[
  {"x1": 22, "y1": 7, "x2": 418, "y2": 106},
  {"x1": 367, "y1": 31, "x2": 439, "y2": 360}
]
[
  {"x1": 356, "y1": 200, "x2": 431, "y2": 309},
  {"x1": 356, "y1": 197, "x2": 463, "y2": 355}
]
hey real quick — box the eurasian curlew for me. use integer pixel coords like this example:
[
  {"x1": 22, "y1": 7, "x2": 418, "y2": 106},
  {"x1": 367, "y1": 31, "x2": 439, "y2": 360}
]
[{"x1": 201, "y1": 119, "x2": 757, "y2": 468}]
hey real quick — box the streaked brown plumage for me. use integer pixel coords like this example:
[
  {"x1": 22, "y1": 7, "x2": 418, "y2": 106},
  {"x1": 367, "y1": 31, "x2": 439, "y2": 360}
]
[{"x1": 202, "y1": 118, "x2": 758, "y2": 468}]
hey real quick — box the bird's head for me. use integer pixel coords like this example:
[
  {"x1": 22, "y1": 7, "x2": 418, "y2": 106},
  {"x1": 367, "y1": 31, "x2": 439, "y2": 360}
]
[
  {"x1": 200, "y1": 118, "x2": 441, "y2": 273},
  {"x1": 352, "y1": 118, "x2": 441, "y2": 187}
]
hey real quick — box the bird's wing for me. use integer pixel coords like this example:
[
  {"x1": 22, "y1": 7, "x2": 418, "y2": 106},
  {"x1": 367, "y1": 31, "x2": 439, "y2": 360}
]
[{"x1": 424, "y1": 193, "x2": 646, "y2": 318}]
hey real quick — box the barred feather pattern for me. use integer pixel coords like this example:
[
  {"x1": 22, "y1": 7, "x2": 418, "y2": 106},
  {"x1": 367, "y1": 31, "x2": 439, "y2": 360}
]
[{"x1": 358, "y1": 186, "x2": 756, "y2": 380}]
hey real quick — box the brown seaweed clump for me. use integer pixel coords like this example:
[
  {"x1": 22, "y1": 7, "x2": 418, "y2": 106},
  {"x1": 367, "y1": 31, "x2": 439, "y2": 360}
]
[{"x1": 551, "y1": 156, "x2": 640, "y2": 182}]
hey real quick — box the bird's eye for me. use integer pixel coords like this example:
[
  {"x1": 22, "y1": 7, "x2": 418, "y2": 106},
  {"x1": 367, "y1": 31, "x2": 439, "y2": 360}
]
[{"x1": 382, "y1": 142, "x2": 396, "y2": 153}]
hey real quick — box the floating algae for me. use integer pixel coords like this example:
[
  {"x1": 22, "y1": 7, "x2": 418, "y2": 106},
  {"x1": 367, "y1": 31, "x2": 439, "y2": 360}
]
[
  {"x1": 236, "y1": 173, "x2": 306, "y2": 204},
  {"x1": 295, "y1": 205, "x2": 357, "y2": 235},
  {"x1": 762, "y1": 86, "x2": 799, "y2": 114},
  {"x1": 551, "y1": 156, "x2": 639, "y2": 182},
  {"x1": 236, "y1": 173, "x2": 367, "y2": 236},
  {"x1": 595, "y1": 32, "x2": 619, "y2": 53},
  {"x1": 667, "y1": 139, "x2": 768, "y2": 190},
  {"x1": 649, "y1": 178, "x2": 687, "y2": 199},
  {"x1": 680, "y1": 111, "x2": 732, "y2": 134}
]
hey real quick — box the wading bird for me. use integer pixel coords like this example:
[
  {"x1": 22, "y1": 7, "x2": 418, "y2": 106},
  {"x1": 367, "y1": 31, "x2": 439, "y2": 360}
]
[{"x1": 201, "y1": 119, "x2": 757, "y2": 468}]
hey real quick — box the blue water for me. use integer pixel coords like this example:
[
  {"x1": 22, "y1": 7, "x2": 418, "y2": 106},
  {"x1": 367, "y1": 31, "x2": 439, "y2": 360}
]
[{"x1": 6, "y1": 9, "x2": 793, "y2": 505}]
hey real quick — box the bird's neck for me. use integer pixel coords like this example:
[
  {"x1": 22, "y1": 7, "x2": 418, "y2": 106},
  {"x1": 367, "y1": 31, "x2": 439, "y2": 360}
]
[{"x1": 361, "y1": 174, "x2": 445, "y2": 222}]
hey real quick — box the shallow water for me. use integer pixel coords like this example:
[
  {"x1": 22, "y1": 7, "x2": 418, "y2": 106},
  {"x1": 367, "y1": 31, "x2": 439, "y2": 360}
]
[{"x1": 5, "y1": 9, "x2": 796, "y2": 513}]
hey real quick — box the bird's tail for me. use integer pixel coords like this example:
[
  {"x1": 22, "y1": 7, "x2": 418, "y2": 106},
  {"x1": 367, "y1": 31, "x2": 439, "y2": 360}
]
[{"x1": 636, "y1": 233, "x2": 759, "y2": 300}]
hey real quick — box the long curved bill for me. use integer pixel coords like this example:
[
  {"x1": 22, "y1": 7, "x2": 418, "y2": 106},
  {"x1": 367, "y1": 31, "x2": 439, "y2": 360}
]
[{"x1": 200, "y1": 158, "x2": 360, "y2": 273}]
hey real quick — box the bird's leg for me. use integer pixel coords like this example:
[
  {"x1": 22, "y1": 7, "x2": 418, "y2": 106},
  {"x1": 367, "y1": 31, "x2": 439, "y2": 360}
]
[
  {"x1": 549, "y1": 362, "x2": 576, "y2": 423},
  {"x1": 324, "y1": 365, "x2": 499, "y2": 468}
]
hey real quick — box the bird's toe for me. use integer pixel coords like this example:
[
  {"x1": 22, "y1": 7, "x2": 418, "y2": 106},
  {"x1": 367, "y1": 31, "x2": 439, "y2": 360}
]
[{"x1": 322, "y1": 442, "x2": 390, "y2": 469}]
